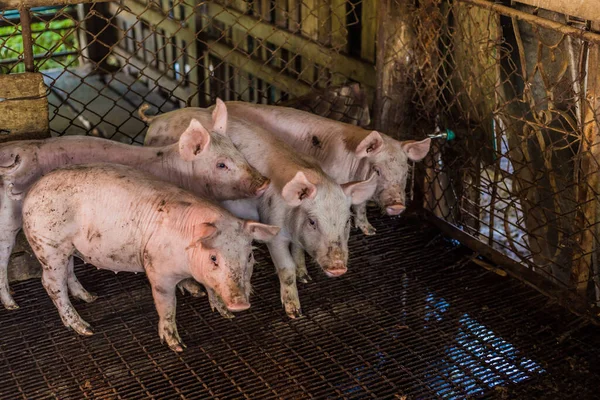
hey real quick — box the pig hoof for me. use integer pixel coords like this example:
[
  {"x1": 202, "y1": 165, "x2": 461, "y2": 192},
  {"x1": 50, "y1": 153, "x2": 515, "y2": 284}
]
[
  {"x1": 77, "y1": 291, "x2": 98, "y2": 303},
  {"x1": 297, "y1": 273, "x2": 312, "y2": 284},
  {"x1": 70, "y1": 321, "x2": 94, "y2": 336},
  {"x1": 177, "y1": 280, "x2": 206, "y2": 297},
  {"x1": 285, "y1": 303, "x2": 303, "y2": 319},
  {"x1": 360, "y1": 226, "x2": 376, "y2": 235},
  {"x1": 4, "y1": 301, "x2": 19, "y2": 310},
  {"x1": 216, "y1": 308, "x2": 235, "y2": 319}
]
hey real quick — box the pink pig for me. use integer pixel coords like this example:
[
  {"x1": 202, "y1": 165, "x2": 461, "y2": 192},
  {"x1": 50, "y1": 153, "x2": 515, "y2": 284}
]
[
  {"x1": 221, "y1": 102, "x2": 431, "y2": 235},
  {"x1": 22, "y1": 163, "x2": 279, "y2": 352},
  {"x1": 141, "y1": 105, "x2": 376, "y2": 318},
  {"x1": 0, "y1": 100, "x2": 268, "y2": 310}
]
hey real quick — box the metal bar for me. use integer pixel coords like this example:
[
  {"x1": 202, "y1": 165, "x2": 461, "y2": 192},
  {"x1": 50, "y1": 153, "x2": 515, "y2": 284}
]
[
  {"x1": 513, "y1": 0, "x2": 600, "y2": 23},
  {"x1": 0, "y1": 50, "x2": 78, "y2": 65},
  {"x1": 0, "y1": 0, "x2": 110, "y2": 11},
  {"x1": 19, "y1": 6, "x2": 34, "y2": 72},
  {"x1": 458, "y1": 0, "x2": 600, "y2": 45}
]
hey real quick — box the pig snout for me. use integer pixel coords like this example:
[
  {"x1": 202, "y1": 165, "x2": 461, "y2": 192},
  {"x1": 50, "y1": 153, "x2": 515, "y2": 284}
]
[
  {"x1": 226, "y1": 301, "x2": 251, "y2": 312},
  {"x1": 324, "y1": 260, "x2": 347, "y2": 277},
  {"x1": 319, "y1": 247, "x2": 348, "y2": 277},
  {"x1": 386, "y1": 203, "x2": 406, "y2": 216}
]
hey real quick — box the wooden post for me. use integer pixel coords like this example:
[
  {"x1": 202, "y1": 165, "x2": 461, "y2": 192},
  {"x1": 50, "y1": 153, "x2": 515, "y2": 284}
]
[
  {"x1": 360, "y1": 0, "x2": 377, "y2": 63},
  {"x1": 373, "y1": 0, "x2": 416, "y2": 135},
  {"x1": 570, "y1": 24, "x2": 600, "y2": 295}
]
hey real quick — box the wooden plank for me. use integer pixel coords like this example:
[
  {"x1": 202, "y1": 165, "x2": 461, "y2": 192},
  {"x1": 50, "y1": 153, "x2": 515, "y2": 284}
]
[
  {"x1": 109, "y1": 1, "x2": 194, "y2": 43},
  {"x1": 360, "y1": 0, "x2": 377, "y2": 63},
  {"x1": 0, "y1": 0, "x2": 110, "y2": 11},
  {"x1": 111, "y1": 46, "x2": 192, "y2": 102},
  {"x1": 275, "y1": 0, "x2": 287, "y2": 28},
  {"x1": 570, "y1": 22, "x2": 600, "y2": 294},
  {"x1": 317, "y1": 0, "x2": 331, "y2": 45},
  {"x1": 0, "y1": 73, "x2": 49, "y2": 141},
  {"x1": 181, "y1": 0, "x2": 199, "y2": 106},
  {"x1": 207, "y1": 40, "x2": 312, "y2": 97},
  {"x1": 300, "y1": 0, "x2": 318, "y2": 40},
  {"x1": 514, "y1": 0, "x2": 600, "y2": 23},
  {"x1": 288, "y1": 0, "x2": 300, "y2": 32},
  {"x1": 330, "y1": 0, "x2": 347, "y2": 52},
  {"x1": 208, "y1": 3, "x2": 376, "y2": 87}
]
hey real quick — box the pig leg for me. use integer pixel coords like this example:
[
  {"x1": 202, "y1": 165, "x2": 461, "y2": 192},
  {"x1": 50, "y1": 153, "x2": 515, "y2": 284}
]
[
  {"x1": 206, "y1": 287, "x2": 234, "y2": 319},
  {"x1": 147, "y1": 274, "x2": 185, "y2": 352},
  {"x1": 352, "y1": 203, "x2": 376, "y2": 236},
  {"x1": 176, "y1": 278, "x2": 206, "y2": 297},
  {"x1": 268, "y1": 238, "x2": 302, "y2": 318},
  {"x1": 66, "y1": 257, "x2": 98, "y2": 303},
  {"x1": 292, "y1": 244, "x2": 311, "y2": 283},
  {"x1": 39, "y1": 249, "x2": 93, "y2": 336},
  {"x1": 0, "y1": 195, "x2": 23, "y2": 310}
]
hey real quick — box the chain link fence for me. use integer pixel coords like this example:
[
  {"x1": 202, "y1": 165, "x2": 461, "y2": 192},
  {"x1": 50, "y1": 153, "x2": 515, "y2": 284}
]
[
  {"x1": 405, "y1": 0, "x2": 600, "y2": 314},
  {"x1": 2, "y1": 0, "x2": 600, "y2": 317},
  {"x1": 1, "y1": 0, "x2": 377, "y2": 144}
]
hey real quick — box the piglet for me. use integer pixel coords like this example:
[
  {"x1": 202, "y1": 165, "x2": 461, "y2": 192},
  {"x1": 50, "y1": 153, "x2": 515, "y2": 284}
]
[
  {"x1": 0, "y1": 99, "x2": 268, "y2": 310},
  {"x1": 142, "y1": 106, "x2": 377, "y2": 318},
  {"x1": 221, "y1": 102, "x2": 431, "y2": 235},
  {"x1": 22, "y1": 163, "x2": 279, "y2": 352}
]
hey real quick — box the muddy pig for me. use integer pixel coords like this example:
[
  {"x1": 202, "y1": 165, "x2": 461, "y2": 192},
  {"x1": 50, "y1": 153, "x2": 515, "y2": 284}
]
[
  {"x1": 141, "y1": 106, "x2": 376, "y2": 318},
  {"x1": 22, "y1": 164, "x2": 279, "y2": 351},
  {"x1": 0, "y1": 100, "x2": 269, "y2": 310},
  {"x1": 220, "y1": 102, "x2": 431, "y2": 235}
]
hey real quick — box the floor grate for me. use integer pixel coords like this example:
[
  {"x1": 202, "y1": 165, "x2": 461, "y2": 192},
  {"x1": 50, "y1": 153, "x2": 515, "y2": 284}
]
[{"x1": 0, "y1": 211, "x2": 599, "y2": 399}]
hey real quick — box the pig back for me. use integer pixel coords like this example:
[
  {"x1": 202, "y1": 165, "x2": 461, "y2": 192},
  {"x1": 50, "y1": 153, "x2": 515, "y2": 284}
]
[{"x1": 23, "y1": 164, "x2": 225, "y2": 270}]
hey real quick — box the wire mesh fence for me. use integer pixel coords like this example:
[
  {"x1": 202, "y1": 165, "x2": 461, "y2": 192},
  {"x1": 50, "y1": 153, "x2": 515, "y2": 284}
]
[
  {"x1": 0, "y1": 0, "x2": 377, "y2": 144},
  {"x1": 405, "y1": 0, "x2": 600, "y2": 312},
  {"x1": 1, "y1": 0, "x2": 600, "y2": 318}
]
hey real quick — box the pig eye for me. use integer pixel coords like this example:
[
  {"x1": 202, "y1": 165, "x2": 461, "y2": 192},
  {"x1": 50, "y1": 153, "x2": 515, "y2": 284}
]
[
  {"x1": 308, "y1": 218, "x2": 316, "y2": 227},
  {"x1": 217, "y1": 162, "x2": 227, "y2": 169},
  {"x1": 210, "y1": 255, "x2": 218, "y2": 265},
  {"x1": 372, "y1": 166, "x2": 381, "y2": 176}
]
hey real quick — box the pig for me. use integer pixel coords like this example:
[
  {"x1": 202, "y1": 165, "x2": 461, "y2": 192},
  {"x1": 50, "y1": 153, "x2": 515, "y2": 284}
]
[
  {"x1": 22, "y1": 163, "x2": 280, "y2": 351},
  {"x1": 0, "y1": 100, "x2": 269, "y2": 310},
  {"x1": 220, "y1": 102, "x2": 431, "y2": 235},
  {"x1": 140, "y1": 105, "x2": 376, "y2": 318}
]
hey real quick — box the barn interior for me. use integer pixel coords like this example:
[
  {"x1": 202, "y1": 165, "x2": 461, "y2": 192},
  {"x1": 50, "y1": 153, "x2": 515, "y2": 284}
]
[{"x1": 1, "y1": 0, "x2": 600, "y2": 398}]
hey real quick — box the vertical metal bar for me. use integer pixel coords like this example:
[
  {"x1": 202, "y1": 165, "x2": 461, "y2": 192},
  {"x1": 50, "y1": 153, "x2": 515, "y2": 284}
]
[{"x1": 19, "y1": 7, "x2": 35, "y2": 72}]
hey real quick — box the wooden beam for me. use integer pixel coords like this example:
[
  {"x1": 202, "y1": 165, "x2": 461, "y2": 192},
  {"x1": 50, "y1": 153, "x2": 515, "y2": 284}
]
[
  {"x1": 570, "y1": 21, "x2": 600, "y2": 295},
  {"x1": 460, "y1": 0, "x2": 600, "y2": 45},
  {"x1": 0, "y1": 73, "x2": 49, "y2": 141},
  {"x1": 360, "y1": 0, "x2": 377, "y2": 63},
  {"x1": 108, "y1": 0, "x2": 194, "y2": 43},
  {"x1": 206, "y1": 40, "x2": 312, "y2": 98},
  {"x1": 208, "y1": 3, "x2": 376, "y2": 87},
  {"x1": 513, "y1": 0, "x2": 600, "y2": 23},
  {"x1": 111, "y1": 46, "x2": 192, "y2": 102},
  {"x1": 0, "y1": 0, "x2": 110, "y2": 11}
]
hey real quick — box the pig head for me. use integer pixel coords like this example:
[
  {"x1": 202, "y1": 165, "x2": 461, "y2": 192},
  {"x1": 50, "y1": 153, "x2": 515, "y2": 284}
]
[{"x1": 356, "y1": 132, "x2": 431, "y2": 215}]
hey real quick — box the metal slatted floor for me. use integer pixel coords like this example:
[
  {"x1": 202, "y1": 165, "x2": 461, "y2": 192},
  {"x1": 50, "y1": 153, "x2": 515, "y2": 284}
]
[{"x1": 0, "y1": 211, "x2": 599, "y2": 399}]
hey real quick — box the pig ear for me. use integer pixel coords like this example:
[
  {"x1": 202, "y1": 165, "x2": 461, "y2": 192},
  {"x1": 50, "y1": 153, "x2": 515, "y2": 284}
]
[
  {"x1": 401, "y1": 138, "x2": 431, "y2": 162},
  {"x1": 244, "y1": 221, "x2": 280, "y2": 242},
  {"x1": 341, "y1": 172, "x2": 377, "y2": 205},
  {"x1": 196, "y1": 222, "x2": 218, "y2": 242},
  {"x1": 355, "y1": 131, "x2": 384, "y2": 158},
  {"x1": 211, "y1": 98, "x2": 228, "y2": 136},
  {"x1": 281, "y1": 171, "x2": 318, "y2": 207},
  {"x1": 179, "y1": 119, "x2": 211, "y2": 161}
]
